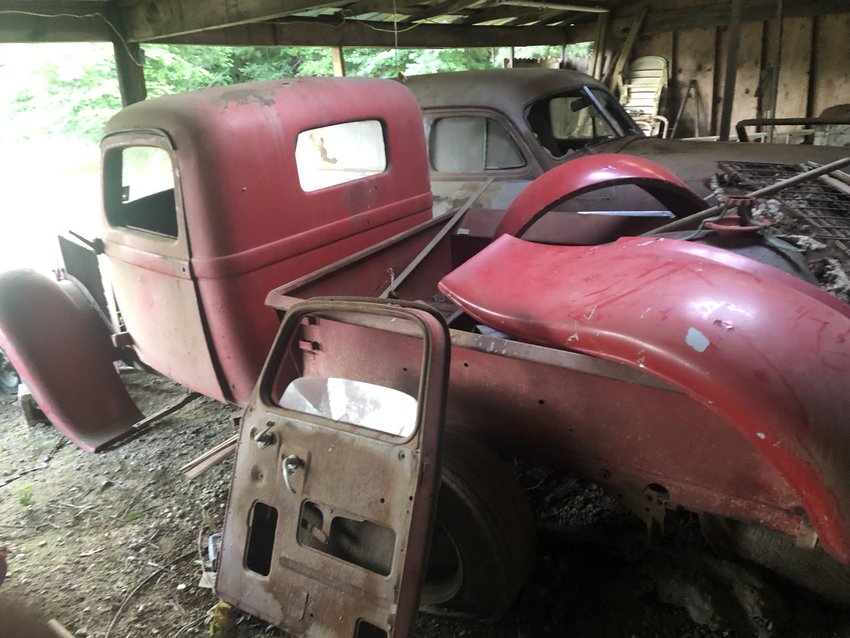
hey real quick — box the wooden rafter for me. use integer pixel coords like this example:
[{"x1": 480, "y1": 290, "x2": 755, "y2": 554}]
[
  {"x1": 0, "y1": 0, "x2": 111, "y2": 42},
  {"x1": 340, "y1": 0, "x2": 425, "y2": 19},
  {"x1": 124, "y1": 0, "x2": 346, "y2": 42},
  {"x1": 407, "y1": 0, "x2": 481, "y2": 23},
  {"x1": 165, "y1": 16, "x2": 569, "y2": 47},
  {"x1": 455, "y1": 5, "x2": 543, "y2": 26}
]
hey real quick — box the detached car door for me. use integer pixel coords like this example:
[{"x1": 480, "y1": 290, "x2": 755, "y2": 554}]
[{"x1": 217, "y1": 298, "x2": 450, "y2": 638}]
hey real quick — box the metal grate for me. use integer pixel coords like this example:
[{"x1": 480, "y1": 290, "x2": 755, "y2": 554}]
[{"x1": 717, "y1": 161, "x2": 850, "y2": 258}]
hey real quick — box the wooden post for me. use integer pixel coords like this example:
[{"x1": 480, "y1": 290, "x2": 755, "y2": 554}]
[
  {"x1": 591, "y1": 11, "x2": 609, "y2": 80},
  {"x1": 107, "y1": 6, "x2": 146, "y2": 106},
  {"x1": 766, "y1": 0, "x2": 784, "y2": 141},
  {"x1": 113, "y1": 41, "x2": 146, "y2": 106},
  {"x1": 331, "y1": 46, "x2": 346, "y2": 76},
  {"x1": 718, "y1": 0, "x2": 742, "y2": 141},
  {"x1": 606, "y1": 7, "x2": 647, "y2": 91}
]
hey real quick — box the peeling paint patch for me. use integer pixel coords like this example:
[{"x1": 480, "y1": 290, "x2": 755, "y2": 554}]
[
  {"x1": 567, "y1": 332, "x2": 580, "y2": 343},
  {"x1": 756, "y1": 432, "x2": 767, "y2": 440},
  {"x1": 584, "y1": 306, "x2": 597, "y2": 321},
  {"x1": 685, "y1": 327, "x2": 710, "y2": 353}
]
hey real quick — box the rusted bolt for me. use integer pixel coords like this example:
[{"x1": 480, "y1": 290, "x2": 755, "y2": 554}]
[
  {"x1": 255, "y1": 422, "x2": 276, "y2": 448},
  {"x1": 255, "y1": 432, "x2": 275, "y2": 448}
]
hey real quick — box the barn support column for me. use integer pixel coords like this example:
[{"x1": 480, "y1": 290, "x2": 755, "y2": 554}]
[
  {"x1": 107, "y1": 7, "x2": 146, "y2": 105},
  {"x1": 331, "y1": 46, "x2": 346, "y2": 76},
  {"x1": 718, "y1": 0, "x2": 742, "y2": 141},
  {"x1": 114, "y1": 41, "x2": 147, "y2": 106},
  {"x1": 591, "y1": 11, "x2": 608, "y2": 80}
]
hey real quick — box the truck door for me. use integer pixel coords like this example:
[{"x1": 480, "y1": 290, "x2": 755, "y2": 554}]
[
  {"x1": 217, "y1": 298, "x2": 450, "y2": 637},
  {"x1": 100, "y1": 131, "x2": 224, "y2": 400}
]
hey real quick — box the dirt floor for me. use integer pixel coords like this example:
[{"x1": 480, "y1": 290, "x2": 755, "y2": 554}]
[{"x1": 2, "y1": 372, "x2": 850, "y2": 638}]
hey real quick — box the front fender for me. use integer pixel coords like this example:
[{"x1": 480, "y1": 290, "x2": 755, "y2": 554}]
[
  {"x1": 0, "y1": 270, "x2": 142, "y2": 452},
  {"x1": 439, "y1": 235, "x2": 850, "y2": 562}
]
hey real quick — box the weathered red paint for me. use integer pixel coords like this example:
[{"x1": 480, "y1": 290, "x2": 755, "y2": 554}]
[
  {"x1": 0, "y1": 270, "x2": 142, "y2": 452},
  {"x1": 439, "y1": 234, "x2": 850, "y2": 561},
  {"x1": 494, "y1": 153, "x2": 707, "y2": 238},
  {"x1": 218, "y1": 300, "x2": 450, "y2": 636},
  {"x1": 102, "y1": 78, "x2": 433, "y2": 405}
]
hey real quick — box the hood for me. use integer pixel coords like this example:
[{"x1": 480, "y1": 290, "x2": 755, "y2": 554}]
[{"x1": 610, "y1": 138, "x2": 849, "y2": 199}]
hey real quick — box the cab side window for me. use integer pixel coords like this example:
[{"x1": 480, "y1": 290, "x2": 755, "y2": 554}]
[
  {"x1": 428, "y1": 116, "x2": 525, "y2": 172},
  {"x1": 103, "y1": 146, "x2": 178, "y2": 239}
]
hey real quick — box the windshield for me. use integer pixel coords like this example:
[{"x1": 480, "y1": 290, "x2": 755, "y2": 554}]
[{"x1": 526, "y1": 86, "x2": 641, "y2": 158}]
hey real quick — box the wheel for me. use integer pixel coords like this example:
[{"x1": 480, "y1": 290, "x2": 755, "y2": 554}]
[
  {"x1": 420, "y1": 432, "x2": 536, "y2": 622},
  {"x1": 0, "y1": 346, "x2": 19, "y2": 395},
  {"x1": 700, "y1": 514, "x2": 850, "y2": 606}
]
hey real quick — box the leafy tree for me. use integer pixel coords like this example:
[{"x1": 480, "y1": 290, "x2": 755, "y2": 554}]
[{"x1": 10, "y1": 43, "x2": 495, "y2": 142}]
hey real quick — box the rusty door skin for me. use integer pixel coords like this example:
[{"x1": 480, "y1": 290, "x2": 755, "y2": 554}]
[{"x1": 217, "y1": 298, "x2": 450, "y2": 638}]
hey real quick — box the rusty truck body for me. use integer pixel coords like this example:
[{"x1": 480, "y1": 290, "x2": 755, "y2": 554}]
[{"x1": 1, "y1": 75, "x2": 849, "y2": 635}]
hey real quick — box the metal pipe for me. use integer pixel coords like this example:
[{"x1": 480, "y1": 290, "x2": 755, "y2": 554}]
[
  {"x1": 644, "y1": 155, "x2": 850, "y2": 235},
  {"x1": 497, "y1": 0, "x2": 609, "y2": 14}
]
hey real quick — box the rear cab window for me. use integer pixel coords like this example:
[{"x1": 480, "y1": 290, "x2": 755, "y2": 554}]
[
  {"x1": 295, "y1": 120, "x2": 387, "y2": 192},
  {"x1": 425, "y1": 115, "x2": 526, "y2": 173}
]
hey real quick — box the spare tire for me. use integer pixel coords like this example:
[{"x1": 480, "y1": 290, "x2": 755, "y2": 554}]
[
  {"x1": 700, "y1": 514, "x2": 850, "y2": 606},
  {"x1": 421, "y1": 432, "x2": 536, "y2": 622}
]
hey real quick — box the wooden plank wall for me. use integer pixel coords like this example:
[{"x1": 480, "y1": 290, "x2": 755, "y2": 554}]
[{"x1": 609, "y1": 2, "x2": 850, "y2": 138}]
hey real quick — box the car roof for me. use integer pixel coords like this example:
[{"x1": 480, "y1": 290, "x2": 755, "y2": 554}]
[{"x1": 404, "y1": 68, "x2": 606, "y2": 119}]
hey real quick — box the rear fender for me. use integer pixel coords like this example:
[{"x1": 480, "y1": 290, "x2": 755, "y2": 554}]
[
  {"x1": 494, "y1": 153, "x2": 707, "y2": 238},
  {"x1": 0, "y1": 270, "x2": 142, "y2": 452},
  {"x1": 439, "y1": 235, "x2": 850, "y2": 562}
]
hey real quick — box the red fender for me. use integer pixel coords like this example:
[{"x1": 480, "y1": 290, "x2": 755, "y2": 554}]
[
  {"x1": 494, "y1": 153, "x2": 707, "y2": 238},
  {"x1": 0, "y1": 270, "x2": 142, "y2": 452},
  {"x1": 439, "y1": 235, "x2": 850, "y2": 562}
]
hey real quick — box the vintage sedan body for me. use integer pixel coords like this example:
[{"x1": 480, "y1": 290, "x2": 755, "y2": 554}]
[{"x1": 406, "y1": 69, "x2": 849, "y2": 216}]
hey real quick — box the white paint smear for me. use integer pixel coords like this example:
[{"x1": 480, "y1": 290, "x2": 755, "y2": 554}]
[{"x1": 685, "y1": 327, "x2": 710, "y2": 353}]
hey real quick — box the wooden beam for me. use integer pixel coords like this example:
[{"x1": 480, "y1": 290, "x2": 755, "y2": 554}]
[
  {"x1": 563, "y1": 0, "x2": 849, "y2": 45},
  {"x1": 124, "y1": 0, "x2": 345, "y2": 42},
  {"x1": 341, "y1": 0, "x2": 423, "y2": 18},
  {"x1": 591, "y1": 11, "x2": 608, "y2": 79},
  {"x1": 165, "y1": 17, "x2": 572, "y2": 47},
  {"x1": 606, "y1": 6, "x2": 645, "y2": 89},
  {"x1": 718, "y1": 0, "x2": 742, "y2": 140},
  {"x1": 455, "y1": 5, "x2": 542, "y2": 26},
  {"x1": 0, "y1": 0, "x2": 111, "y2": 42},
  {"x1": 407, "y1": 0, "x2": 478, "y2": 22},
  {"x1": 106, "y1": 5, "x2": 146, "y2": 105}
]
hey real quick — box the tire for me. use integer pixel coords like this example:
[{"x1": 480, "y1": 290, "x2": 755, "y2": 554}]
[
  {"x1": 0, "y1": 346, "x2": 19, "y2": 395},
  {"x1": 700, "y1": 514, "x2": 850, "y2": 606},
  {"x1": 420, "y1": 432, "x2": 536, "y2": 622}
]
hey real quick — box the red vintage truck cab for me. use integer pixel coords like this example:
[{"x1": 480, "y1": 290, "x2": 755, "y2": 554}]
[{"x1": 1, "y1": 75, "x2": 849, "y2": 630}]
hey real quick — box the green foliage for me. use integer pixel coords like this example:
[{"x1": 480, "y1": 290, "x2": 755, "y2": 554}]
[
  {"x1": 121, "y1": 505, "x2": 158, "y2": 523},
  {"x1": 8, "y1": 43, "x2": 495, "y2": 143},
  {"x1": 345, "y1": 47, "x2": 493, "y2": 78},
  {"x1": 17, "y1": 484, "x2": 33, "y2": 507}
]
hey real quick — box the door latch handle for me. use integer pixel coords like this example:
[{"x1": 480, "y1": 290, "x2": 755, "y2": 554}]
[{"x1": 282, "y1": 454, "x2": 304, "y2": 493}]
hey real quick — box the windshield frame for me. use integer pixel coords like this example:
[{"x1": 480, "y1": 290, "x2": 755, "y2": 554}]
[{"x1": 524, "y1": 84, "x2": 643, "y2": 159}]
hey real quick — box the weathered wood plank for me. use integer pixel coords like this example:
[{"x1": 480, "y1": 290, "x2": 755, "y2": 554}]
[
  {"x1": 811, "y1": 12, "x2": 850, "y2": 117},
  {"x1": 565, "y1": 0, "x2": 848, "y2": 44},
  {"x1": 0, "y1": 14, "x2": 111, "y2": 42},
  {"x1": 774, "y1": 17, "x2": 812, "y2": 119},
  {"x1": 124, "y1": 0, "x2": 345, "y2": 42},
  {"x1": 719, "y1": 0, "x2": 743, "y2": 141},
  {"x1": 0, "y1": 0, "x2": 111, "y2": 42},
  {"x1": 671, "y1": 26, "x2": 717, "y2": 136},
  {"x1": 163, "y1": 17, "x2": 572, "y2": 47},
  {"x1": 717, "y1": 17, "x2": 762, "y2": 139}
]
